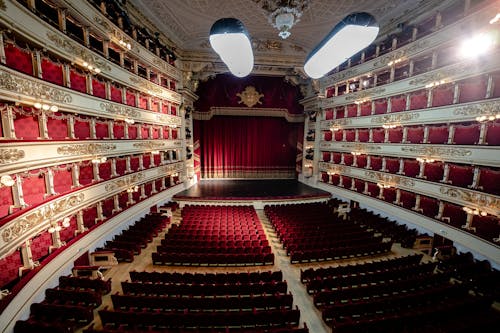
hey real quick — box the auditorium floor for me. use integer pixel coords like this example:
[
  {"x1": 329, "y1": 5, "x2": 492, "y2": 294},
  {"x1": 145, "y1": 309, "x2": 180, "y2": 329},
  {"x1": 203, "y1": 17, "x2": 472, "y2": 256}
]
[{"x1": 85, "y1": 209, "x2": 427, "y2": 333}]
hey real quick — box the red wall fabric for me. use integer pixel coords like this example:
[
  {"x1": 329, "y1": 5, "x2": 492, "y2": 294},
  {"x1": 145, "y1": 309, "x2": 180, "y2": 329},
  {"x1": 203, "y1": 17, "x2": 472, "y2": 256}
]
[
  {"x1": 196, "y1": 116, "x2": 300, "y2": 178},
  {"x1": 53, "y1": 167, "x2": 73, "y2": 194},
  {"x1": 0, "y1": 250, "x2": 21, "y2": 288}
]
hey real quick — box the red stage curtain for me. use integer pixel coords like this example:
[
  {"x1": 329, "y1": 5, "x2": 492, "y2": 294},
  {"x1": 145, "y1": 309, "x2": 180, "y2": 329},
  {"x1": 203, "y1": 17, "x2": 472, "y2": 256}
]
[
  {"x1": 0, "y1": 250, "x2": 21, "y2": 288},
  {"x1": 53, "y1": 166, "x2": 72, "y2": 194},
  {"x1": 360, "y1": 102, "x2": 372, "y2": 116},
  {"x1": 4, "y1": 43, "x2": 33, "y2": 75},
  {"x1": 69, "y1": 69, "x2": 87, "y2": 93},
  {"x1": 41, "y1": 57, "x2": 64, "y2": 86},
  {"x1": 358, "y1": 129, "x2": 369, "y2": 142},
  {"x1": 47, "y1": 113, "x2": 68, "y2": 139},
  {"x1": 406, "y1": 126, "x2": 424, "y2": 143},
  {"x1": 197, "y1": 117, "x2": 300, "y2": 178},
  {"x1": 478, "y1": 168, "x2": 500, "y2": 195}
]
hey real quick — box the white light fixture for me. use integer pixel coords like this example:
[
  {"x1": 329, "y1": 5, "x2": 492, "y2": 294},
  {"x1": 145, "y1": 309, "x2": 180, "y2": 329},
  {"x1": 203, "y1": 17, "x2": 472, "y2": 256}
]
[
  {"x1": 62, "y1": 217, "x2": 70, "y2": 228},
  {"x1": 459, "y1": 32, "x2": 496, "y2": 59},
  {"x1": 304, "y1": 12, "x2": 379, "y2": 79},
  {"x1": 255, "y1": 0, "x2": 311, "y2": 39},
  {"x1": 209, "y1": 18, "x2": 254, "y2": 77},
  {"x1": 0, "y1": 175, "x2": 15, "y2": 187}
]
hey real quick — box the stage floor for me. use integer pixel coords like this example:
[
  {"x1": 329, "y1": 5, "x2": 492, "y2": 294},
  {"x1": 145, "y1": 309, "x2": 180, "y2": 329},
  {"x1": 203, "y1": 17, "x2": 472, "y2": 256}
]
[{"x1": 174, "y1": 179, "x2": 330, "y2": 201}]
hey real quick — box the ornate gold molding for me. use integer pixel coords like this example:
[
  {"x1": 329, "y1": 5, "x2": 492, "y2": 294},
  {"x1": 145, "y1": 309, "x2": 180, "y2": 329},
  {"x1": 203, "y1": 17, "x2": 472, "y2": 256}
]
[
  {"x1": 93, "y1": 15, "x2": 112, "y2": 32},
  {"x1": 371, "y1": 112, "x2": 419, "y2": 124},
  {"x1": 99, "y1": 102, "x2": 140, "y2": 118},
  {"x1": 0, "y1": 72, "x2": 72, "y2": 103},
  {"x1": 104, "y1": 173, "x2": 145, "y2": 191},
  {"x1": 408, "y1": 63, "x2": 474, "y2": 86},
  {"x1": 132, "y1": 141, "x2": 166, "y2": 150},
  {"x1": 46, "y1": 32, "x2": 111, "y2": 72},
  {"x1": 372, "y1": 40, "x2": 429, "y2": 67},
  {"x1": 318, "y1": 162, "x2": 349, "y2": 175},
  {"x1": 439, "y1": 186, "x2": 500, "y2": 212},
  {"x1": 156, "y1": 114, "x2": 183, "y2": 126},
  {"x1": 237, "y1": 86, "x2": 264, "y2": 108},
  {"x1": 129, "y1": 76, "x2": 170, "y2": 99},
  {"x1": 325, "y1": 69, "x2": 357, "y2": 85},
  {"x1": 345, "y1": 87, "x2": 386, "y2": 101},
  {"x1": 1, "y1": 193, "x2": 85, "y2": 243},
  {"x1": 158, "y1": 163, "x2": 183, "y2": 175},
  {"x1": 340, "y1": 143, "x2": 382, "y2": 151},
  {"x1": 57, "y1": 143, "x2": 117, "y2": 156},
  {"x1": 401, "y1": 146, "x2": 472, "y2": 157},
  {"x1": 453, "y1": 100, "x2": 500, "y2": 117},
  {"x1": 320, "y1": 142, "x2": 333, "y2": 149},
  {"x1": 0, "y1": 149, "x2": 25, "y2": 164},
  {"x1": 325, "y1": 118, "x2": 352, "y2": 127},
  {"x1": 364, "y1": 171, "x2": 415, "y2": 187}
]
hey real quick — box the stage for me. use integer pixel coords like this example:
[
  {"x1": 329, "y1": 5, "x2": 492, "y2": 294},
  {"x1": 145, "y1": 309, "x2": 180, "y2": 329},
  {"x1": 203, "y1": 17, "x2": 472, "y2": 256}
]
[{"x1": 173, "y1": 179, "x2": 330, "y2": 207}]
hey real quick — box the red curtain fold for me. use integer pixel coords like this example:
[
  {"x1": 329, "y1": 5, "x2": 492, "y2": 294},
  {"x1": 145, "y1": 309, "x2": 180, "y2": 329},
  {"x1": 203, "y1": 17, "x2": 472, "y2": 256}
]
[
  {"x1": 143, "y1": 155, "x2": 151, "y2": 169},
  {"x1": 322, "y1": 152, "x2": 330, "y2": 162},
  {"x1": 4, "y1": 43, "x2": 33, "y2": 75},
  {"x1": 69, "y1": 69, "x2": 87, "y2": 93},
  {"x1": 342, "y1": 176, "x2": 352, "y2": 188},
  {"x1": 354, "y1": 179, "x2": 364, "y2": 193},
  {"x1": 367, "y1": 182, "x2": 379, "y2": 197},
  {"x1": 141, "y1": 126, "x2": 149, "y2": 139},
  {"x1": 172, "y1": 129, "x2": 178, "y2": 139},
  {"x1": 331, "y1": 174, "x2": 340, "y2": 186},
  {"x1": 145, "y1": 183, "x2": 153, "y2": 196},
  {"x1": 130, "y1": 157, "x2": 140, "y2": 171},
  {"x1": 138, "y1": 94, "x2": 148, "y2": 109},
  {"x1": 171, "y1": 105, "x2": 178, "y2": 116},
  {"x1": 162, "y1": 127, "x2": 169, "y2": 139},
  {"x1": 383, "y1": 188, "x2": 396, "y2": 203},
  {"x1": 151, "y1": 98, "x2": 160, "y2": 113},
  {"x1": 154, "y1": 154, "x2": 161, "y2": 166},
  {"x1": 41, "y1": 58, "x2": 64, "y2": 86},
  {"x1": 103, "y1": 198, "x2": 114, "y2": 217},
  {"x1": 321, "y1": 172, "x2": 329, "y2": 183},
  {"x1": 152, "y1": 127, "x2": 159, "y2": 139},
  {"x1": 162, "y1": 101, "x2": 170, "y2": 114},
  {"x1": 428, "y1": 125, "x2": 449, "y2": 144},
  {"x1": 472, "y1": 215, "x2": 500, "y2": 243},
  {"x1": 326, "y1": 88, "x2": 334, "y2": 98},
  {"x1": 128, "y1": 125, "x2": 138, "y2": 139},
  {"x1": 197, "y1": 117, "x2": 299, "y2": 178},
  {"x1": 335, "y1": 106, "x2": 345, "y2": 119}
]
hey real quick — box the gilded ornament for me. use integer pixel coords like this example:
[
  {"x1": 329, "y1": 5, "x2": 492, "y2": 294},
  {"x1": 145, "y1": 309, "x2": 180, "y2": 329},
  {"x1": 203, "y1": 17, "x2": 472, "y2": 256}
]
[
  {"x1": 158, "y1": 163, "x2": 183, "y2": 175},
  {"x1": 340, "y1": 143, "x2": 382, "y2": 151},
  {"x1": 100, "y1": 102, "x2": 139, "y2": 118},
  {"x1": 0, "y1": 149, "x2": 25, "y2": 164},
  {"x1": 371, "y1": 112, "x2": 419, "y2": 124},
  {"x1": 401, "y1": 146, "x2": 472, "y2": 157},
  {"x1": 325, "y1": 69, "x2": 357, "y2": 85},
  {"x1": 57, "y1": 143, "x2": 116, "y2": 156},
  {"x1": 372, "y1": 40, "x2": 429, "y2": 67},
  {"x1": 0, "y1": 72, "x2": 72, "y2": 103},
  {"x1": 133, "y1": 141, "x2": 166, "y2": 150},
  {"x1": 104, "y1": 173, "x2": 145, "y2": 191},
  {"x1": 1, "y1": 193, "x2": 84, "y2": 242},
  {"x1": 155, "y1": 114, "x2": 182, "y2": 126},
  {"x1": 439, "y1": 186, "x2": 500, "y2": 212},
  {"x1": 408, "y1": 63, "x2": 473, "y2": 86},
  {"x1": 345, "y1": 87, "x2": 386, "y2": 101},
  {"x1": 364, "y1": 171, "x2": 415, "y2": 187},
  {"x1": 453, "y1": 101, "x2": 499, "y2": 116},
  {"x1": 46, "y1": 32, "x2": 111, "y2": 71},
  {"x1": 93, "y1": 16, "x2": 112, "y2": 32},
  {"x1": 237, "y1": 86, "x2": 264, "y2": 108}
]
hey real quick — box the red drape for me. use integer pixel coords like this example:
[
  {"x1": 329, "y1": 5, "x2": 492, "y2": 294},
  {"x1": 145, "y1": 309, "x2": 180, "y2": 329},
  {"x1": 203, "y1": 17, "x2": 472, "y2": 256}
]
[{"x1": 197, "y1": 116, "x2": 299, "y2": 178}]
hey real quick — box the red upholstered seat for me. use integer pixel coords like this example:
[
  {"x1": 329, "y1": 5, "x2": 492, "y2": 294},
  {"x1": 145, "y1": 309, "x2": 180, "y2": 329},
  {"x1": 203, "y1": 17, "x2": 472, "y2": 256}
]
[
  {"x1": 427, "y1": 125, "x2": 449, "y2": 144},
  {"x1": 390, "y1": 94, "x2": 406, "y2": 112},
  {"x1": 69, "y1": 69, "x2": 87, "y2": 93},
  {"x1": 448, "y1": 164, "x2": 474, "y2": 188},
  {"x1": 4, "y1": 43, "x2": 34, "y2": 75},
  {"x1": 406, "y1": 126, "x2": 424, "y2": 143},
  {"x1": 458, "y1": 75, "x2": 488, "y2": 103},
  {"x1": 374, "y1": 99, "x2": 388, "y2": 114},
  {"x1": 454, "y1": 123, "x2": 480, "y2": 145},
  {"x1": 409, "y1": 89, "x2": 428, "y2": 110}
]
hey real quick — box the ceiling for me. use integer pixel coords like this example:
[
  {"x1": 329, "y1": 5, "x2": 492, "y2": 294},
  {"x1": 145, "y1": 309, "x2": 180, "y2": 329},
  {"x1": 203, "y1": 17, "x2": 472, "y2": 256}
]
[{"x1": 128, "y1": 0, "x2": 442, "y2": 77}]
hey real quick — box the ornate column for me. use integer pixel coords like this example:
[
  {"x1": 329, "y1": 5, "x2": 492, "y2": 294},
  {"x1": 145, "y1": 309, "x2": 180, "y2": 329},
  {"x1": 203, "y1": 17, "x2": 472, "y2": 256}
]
[
  {"x1": 68, "y1": 115, "x2": 76, "y2": 139},
  {"x1": 38, "y1": 111, "x2": 49, "y2": 139},
  {"x1": 75, "y1": 210, "x2": 87, "y2": 235},
  {"x1": 45, "y1": 168, "x2": 56, "y2": 196},
  {"x1": 1, "y1": 105, "x2": 17, "y2": 139},
  {"x1": 112, "y1": 195, "x2": 121, "y2": 214}
]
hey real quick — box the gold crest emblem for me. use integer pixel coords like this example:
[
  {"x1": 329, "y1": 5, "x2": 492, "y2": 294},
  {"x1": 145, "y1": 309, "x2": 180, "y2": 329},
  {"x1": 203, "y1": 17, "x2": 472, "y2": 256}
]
[{"x1": 237, "y1": 86, "x2": 264, "y2": 108}]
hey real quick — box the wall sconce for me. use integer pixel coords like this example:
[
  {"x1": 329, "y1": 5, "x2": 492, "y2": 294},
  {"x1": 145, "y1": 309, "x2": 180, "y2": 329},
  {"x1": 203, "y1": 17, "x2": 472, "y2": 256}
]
[
  {"x1": 462, "y1": 206, "x2": 487, "y2": 216},
  {"x1": 0, "y1": 175, "x2": 15, "y2": 187},
  {"x1": 354, "y1": 98, "x2": 370, "y2": 105},
  {"x1": 151, "y1": 150, "x2": 160, "y2": 155},
  {"x1": 82, "y1": 61, "x2": 101, "y2": 74},
  {"x1": 475, "y1": 114, "x2": 500, "y2": 122},
  {"x1": 330, "y1": 126, "x2": 341, "y2": 132},
  {"x1": 118, "y1": 39, "x2": 132, "y2": 50},
  {"x1": 34, "y1": 102, "x2": 58, "y2": 112},
  {"x1": 377, "y1": 183, "x2": 391, "y2": 189},
  {"x1": 124, "y1": 118, "x2": 135, "y2": 124},
  {"x1": 425, "y1": 80, "x2": 446, "y2": 89},
  {"x1": 127, "y1": 185, "x2": 139, "y2": 193},
  {"x1": 387, "y1": 58, "x2": 403, "y2": 66},
  {"x1": 91, "y1": 156, "x2": 107, "y2": 164},
  {"x1": 351, "y1": 151, "x2": 362, "y2": 156},
  {"x1": 382, "y1": 123, "x2": 398, "y2": 129},
  {"x1": 416, "y1": 157, "x2": 435, "y2": 163}
]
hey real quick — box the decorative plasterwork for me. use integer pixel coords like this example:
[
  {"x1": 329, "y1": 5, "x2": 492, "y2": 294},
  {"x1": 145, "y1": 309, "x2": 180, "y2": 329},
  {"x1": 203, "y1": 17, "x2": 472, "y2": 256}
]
[
  {"x1": 0, "y1": 149, "x2": 25, "y2": 164},
  {"x1": 408, "y1": 62, "x2": 475, "y2": 86},
  {"x1": 158, "y1": 163, "x2": 184, "y2": 174},
  {"x1": 324, "y1": 118, "x2": 353, "y2": 128},
  {"x1": 345, "y1": 88, "x2": 386, "y2": 101},
  {"x1": 193, "y1": 107, "x2": 304, "y2": 123},
  {"x1": 318, "y1": 162, "x2": 349, "y2": 175},
  {"x1": 132, "y1": 141, "x2": 166, "y2": 150},
  {"x1": 129, "y1": 77, "x2": 178, "y2": 101},
  {"x1": 100, "y1": 102, "x2": 140, "y2": 118},
  {"x1": 155, "y1": 114, "x2": 183, "y2": 126},
  {"x1": 104, "y1": 173, "x2": 146, "y2": 191},
  {"x1": 237, "y1": 86, "x2": 264, "y2": 108},
  {"x1": 371, "y1": 112, "x2": 419, "y2": 124},
  {"x1": 339, "y1": 143, "x2": 382, "y2": 151},
  {"x1": 0, "y1": 72, "x2": 72, "y2": 104},
  {"x1": 57, "y1": 143, "x2": 117, "y2": 156},
  {"x1": 453, "y1": 100, "x2": 500, "y2": 117},
  {"x1": 364, "y1": 170, "x2": 415, "y2": 187},
  {"x1": 1, "y1": 193, "x2": 85, "y2": 243},
  {"x1": 372, "y1": 40, "x2": 430, "y2": 67},
  {"x1": 46, "y1": 32, "x2": 112, "y2": 72},
  {"x1": 440, "y1": 186, "x2": 500, "y2": 213},
  {"x1": 401, "y1": 146, "x2": 473, "y2": 158}
]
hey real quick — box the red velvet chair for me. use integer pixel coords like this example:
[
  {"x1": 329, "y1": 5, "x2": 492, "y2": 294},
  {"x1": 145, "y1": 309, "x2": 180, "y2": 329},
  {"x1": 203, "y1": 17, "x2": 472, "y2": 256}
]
[
  {"x1": 453, "y1": 123, "x2": 480, "y2": 145},
  {"x1": 143, "y1": 155, "x2": 151, "y2": 169},
  {"x1": 14, "y1": 112, "x2": 39, "y2": 140},
  {"x1": 128, "y1": 124, "x2": 138, "y2": 139},
  {"x1": 331, "y1": 174, "x2": 340, "y2": 186},
  {"x1": 358, "y1": 129, "x2": 369, "y2": 142},
  {"x1": 374, "y1": 98, "x2": 388, "y2": 114},
  {"x1": 390, "y1": 94, "x2": 406, "y2": 112},
  {"x1": 74, "y1": 118, "x2": 91, "y2": 139},
  {"x1": 472, "y1": 215, "x2": 500, "y2": 243},
  {"x1": 388, "y1": 127, "x2": 403, "y2": 143},
  {"x1": 448, "y1": 164, "x2": 474, "y2": 188},
  {"x1": 116, "y1": 159, "x2": 127, "y2": 176},
  {"x1": 321, "y1": 172, "x2": 329, "y2": 183},
  {"x1": 478, "y1": 168, "x2": 500, "y2": 195},
  {"x1": 372, "y1": 128, "x2": 385, "y2": 143},
  {"x1": 432, "y1": 84, "x2": 454, "y2": 107},
  {"x1": 113, "y1": 122, "x2": 125, "y2": 139},
  {"x1": 138, "y1": 94, "x2": 148, "y2": 109},
  {"x1": 334, "y1": 129, "x2": 343, "y2": 141},
  {"x1": 341, "y1": 176, "x2": 352, "y2": 189},
  {"x1": 423, "y1": 162, "x2": 444, "y2": 182},
  {"x1": 427, "y1": 125, "x2": 449, "y2": 144},
  {"x1": 0, "y1": 186, "x2": 14, "y2": 218},
  {"x1": 99, "y1": 161, "x2": 112, "y2": 181}
]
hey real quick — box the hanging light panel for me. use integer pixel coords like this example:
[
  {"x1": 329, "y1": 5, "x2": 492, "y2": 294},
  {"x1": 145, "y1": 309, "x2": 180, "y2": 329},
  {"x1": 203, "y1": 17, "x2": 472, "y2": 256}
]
[
  {"x1": 210, "y1": 18, "x2": 254, "y2": 78},
  {"x1": 304, "y1": 12, "x2": 379, "y2": 79}
]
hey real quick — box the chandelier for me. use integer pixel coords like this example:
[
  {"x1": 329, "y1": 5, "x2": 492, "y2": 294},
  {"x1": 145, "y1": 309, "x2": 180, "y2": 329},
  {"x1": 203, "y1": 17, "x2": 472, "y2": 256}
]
[{"x1": 254, "y1": 0, "x2": 312, "y2": 39}]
